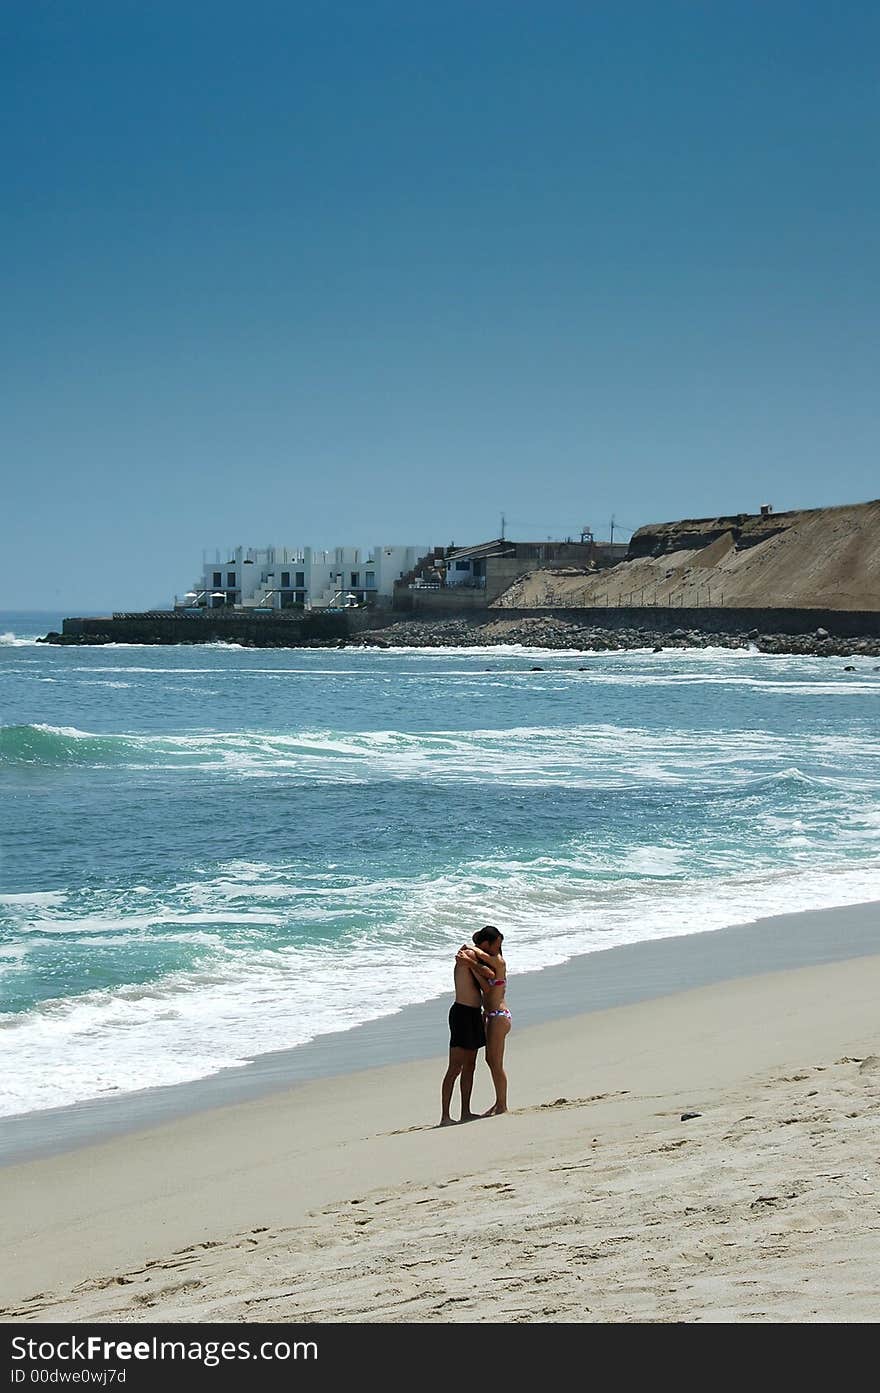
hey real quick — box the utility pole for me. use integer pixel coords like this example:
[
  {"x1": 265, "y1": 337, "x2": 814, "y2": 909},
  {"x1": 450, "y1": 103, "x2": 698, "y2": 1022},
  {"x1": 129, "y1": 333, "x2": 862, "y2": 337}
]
[
  {"x1": 609, "y1": 515, "x2": 615, "y2": 544},
  {"x1": 500, "y1": 512, "x2": 506, "y2": 541}
]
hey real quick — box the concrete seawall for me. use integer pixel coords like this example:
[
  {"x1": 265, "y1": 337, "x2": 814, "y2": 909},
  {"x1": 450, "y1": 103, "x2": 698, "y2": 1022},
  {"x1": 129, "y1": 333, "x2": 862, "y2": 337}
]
[{"x1": 47, "y1": 610, "x2": 396, "y2": 646}]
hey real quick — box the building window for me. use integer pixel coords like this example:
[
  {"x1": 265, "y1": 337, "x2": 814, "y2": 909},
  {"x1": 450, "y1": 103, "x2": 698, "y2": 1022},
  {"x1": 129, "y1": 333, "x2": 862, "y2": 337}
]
[
  {"x1": 295, "y1": 572, "x2": 304, "y2": 587},
  {"x1": 295, "y1": 591, "x2": 306, "y2": 604},
  {"x1": 227, "y1": 572, "x2": 236, "y2": 587},
  {"x1": 281, "y1": 572, "x2": 290, "y2": 587},
  {"x1": 350, "y1": 572, "x2": 359, "y2": 586},
  {"x1": 213, "y1": 572, "x2": 222, "y2": 587},
  {"x1": 365, "y1": 571, "x2": 375, "y2": 588},
  {"x1": 225, "y1": 591, "x2": 236, "y2": 605},
  {"x1": 455, "y1": 560, "x2": 471, "y2": 571}
]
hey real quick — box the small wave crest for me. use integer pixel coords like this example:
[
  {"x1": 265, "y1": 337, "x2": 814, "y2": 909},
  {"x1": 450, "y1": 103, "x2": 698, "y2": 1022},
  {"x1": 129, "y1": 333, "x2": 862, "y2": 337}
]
[{"x1": 0, "y1": 724, "x2": 145, "y2": 768}]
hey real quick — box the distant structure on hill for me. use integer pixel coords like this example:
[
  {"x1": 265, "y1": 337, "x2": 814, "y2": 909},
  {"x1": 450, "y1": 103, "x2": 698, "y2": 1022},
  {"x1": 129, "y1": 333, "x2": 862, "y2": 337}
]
[
  {"x1": 176, "y1": 544, "x2": 427, "y2": 611},
  {"x1": 395, "y1": 535, "x2": 625, "y2": 609}
]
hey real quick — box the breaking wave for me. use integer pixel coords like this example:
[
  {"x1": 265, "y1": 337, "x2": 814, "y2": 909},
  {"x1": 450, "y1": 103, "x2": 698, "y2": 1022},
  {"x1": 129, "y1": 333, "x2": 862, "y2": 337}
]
[{"x1": 4, "y1": 721, "x2": 880, "y2": 789}]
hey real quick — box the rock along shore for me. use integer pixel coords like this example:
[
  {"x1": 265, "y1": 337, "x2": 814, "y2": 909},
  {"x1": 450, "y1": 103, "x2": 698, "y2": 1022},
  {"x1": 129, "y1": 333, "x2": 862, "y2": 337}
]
[{"x1": 345, "y1": 614, "x2": 880, "y2": 659}]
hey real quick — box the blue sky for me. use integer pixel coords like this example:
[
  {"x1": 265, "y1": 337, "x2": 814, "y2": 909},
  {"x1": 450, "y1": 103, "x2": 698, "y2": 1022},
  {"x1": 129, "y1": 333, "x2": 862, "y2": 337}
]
[{"x1": 3, "y1": 1, "x2": 878, "y2": 608}]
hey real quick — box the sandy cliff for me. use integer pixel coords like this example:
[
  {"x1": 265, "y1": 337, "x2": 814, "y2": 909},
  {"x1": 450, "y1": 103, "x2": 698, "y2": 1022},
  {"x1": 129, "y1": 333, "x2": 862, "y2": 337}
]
[{"x1": 495, "y1": 500, "x2": 880, "y2": 611}]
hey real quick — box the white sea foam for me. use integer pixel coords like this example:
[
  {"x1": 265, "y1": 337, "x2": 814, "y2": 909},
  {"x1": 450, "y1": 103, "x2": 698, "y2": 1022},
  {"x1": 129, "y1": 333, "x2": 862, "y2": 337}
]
[
  {"x1": 622, "y1": 846, "x2": 687, "y2": 876},
  {"x1": 6, "y1": 719, "x2": 880, "y2": 788},
  {"x1": 70, "y1": 667, "x2": 217, "y2": 674},
  {"x1": 0, "y1": 943, "x2": 29, "y2": 967},
  {"x1": 32, "y1": 722, "x2": 94, "y2": 738},
  {"x1": 19, "y1": 909, "x2": 285, "y2": 935},
  {"x1": 0, "y1": 890, "x2": 68, "y2": 908}
]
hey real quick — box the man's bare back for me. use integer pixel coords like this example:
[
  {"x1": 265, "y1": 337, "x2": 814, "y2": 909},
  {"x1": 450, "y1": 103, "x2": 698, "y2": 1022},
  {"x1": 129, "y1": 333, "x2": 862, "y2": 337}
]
[{"x1": 453, "y1": 953, "x2": 483, "y2": 1007}]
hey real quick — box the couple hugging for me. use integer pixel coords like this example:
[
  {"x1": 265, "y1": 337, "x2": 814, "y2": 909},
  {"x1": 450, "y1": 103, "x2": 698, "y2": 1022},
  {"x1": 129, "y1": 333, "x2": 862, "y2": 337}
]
[{"x1": 440, "y1": 925, "x2": 511, "y2": 1125}]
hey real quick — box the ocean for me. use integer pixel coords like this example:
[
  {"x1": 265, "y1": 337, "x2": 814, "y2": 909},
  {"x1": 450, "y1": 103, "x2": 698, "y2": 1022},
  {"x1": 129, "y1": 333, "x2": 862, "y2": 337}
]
[{"x1": 2, "y1": 609, "x2": 879, "y2": 1120}]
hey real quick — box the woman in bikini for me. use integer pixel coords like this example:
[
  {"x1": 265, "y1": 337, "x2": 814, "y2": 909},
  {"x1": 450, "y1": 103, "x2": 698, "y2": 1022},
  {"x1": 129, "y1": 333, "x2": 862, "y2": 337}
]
[{"x1": 456, "y1": 925, "x2": 510, "y2": 1116}]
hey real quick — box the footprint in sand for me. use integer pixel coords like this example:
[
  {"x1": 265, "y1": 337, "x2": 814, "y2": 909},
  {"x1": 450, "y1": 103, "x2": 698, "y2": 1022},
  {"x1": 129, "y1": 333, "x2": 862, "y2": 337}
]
[
  {"x1": 130, "y1": 1279, "x2": 204, "y2": 1306},
  {"x1": 76, "y1": 1275, "x2": 135, "y2": 1291},
  {"x1": 538, "y1": 1091, "x2": 628, "y2": 1111}
]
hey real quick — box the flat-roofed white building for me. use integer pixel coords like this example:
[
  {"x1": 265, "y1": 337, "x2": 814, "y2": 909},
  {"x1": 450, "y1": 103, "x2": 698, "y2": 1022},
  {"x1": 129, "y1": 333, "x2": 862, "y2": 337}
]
[{"x1": 178, "y1": 544, "x2": 427, "y2": 610}]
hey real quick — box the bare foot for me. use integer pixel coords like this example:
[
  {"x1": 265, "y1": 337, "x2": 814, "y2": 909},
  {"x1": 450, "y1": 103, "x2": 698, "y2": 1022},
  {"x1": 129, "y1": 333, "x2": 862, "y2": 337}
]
[
  {"x1": 482, "y1": 1104, "x2": 507, "y2": 1117},
  {"x1": 438, "y1": 1116, "x2": 457, "y2": 1126},
  {"x1": 460, "y1": 1111, "x2": 480, "y2": 1122}
]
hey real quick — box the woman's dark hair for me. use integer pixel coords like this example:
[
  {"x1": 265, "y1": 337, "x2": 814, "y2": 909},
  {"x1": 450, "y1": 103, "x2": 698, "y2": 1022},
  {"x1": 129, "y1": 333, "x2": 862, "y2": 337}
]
[{"x1": 473, "y1": 925, "x2": 503, "y2": 946}]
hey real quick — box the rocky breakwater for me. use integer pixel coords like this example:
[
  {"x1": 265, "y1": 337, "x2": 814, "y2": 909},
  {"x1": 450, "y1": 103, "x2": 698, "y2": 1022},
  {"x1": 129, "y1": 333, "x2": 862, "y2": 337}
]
[{"x1": 346, "y1": 614, "x2": 880, "y2": 658}]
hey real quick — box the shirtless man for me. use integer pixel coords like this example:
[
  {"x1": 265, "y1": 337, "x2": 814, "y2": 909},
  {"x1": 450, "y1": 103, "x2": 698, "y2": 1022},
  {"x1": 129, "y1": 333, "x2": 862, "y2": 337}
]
[{"x1": 439, "y1": 938, "x2": 494, "y2": 1125}]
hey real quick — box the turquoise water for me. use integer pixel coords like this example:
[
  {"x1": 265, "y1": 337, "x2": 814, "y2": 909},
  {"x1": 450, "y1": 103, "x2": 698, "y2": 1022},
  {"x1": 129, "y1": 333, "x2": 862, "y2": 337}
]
[{"x1": 2, "y1": 611, "x2": 879, "y2": 1117}]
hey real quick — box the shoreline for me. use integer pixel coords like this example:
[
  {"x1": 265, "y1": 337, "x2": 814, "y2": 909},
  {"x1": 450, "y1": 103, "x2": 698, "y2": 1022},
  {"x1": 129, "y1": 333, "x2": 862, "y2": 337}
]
[
  {"x1": 3, "y1": 898, "x2": 880, "y2": 1167},
  {"x1": 2, "y1": 922, "x2": 879, "y2": 1320}
]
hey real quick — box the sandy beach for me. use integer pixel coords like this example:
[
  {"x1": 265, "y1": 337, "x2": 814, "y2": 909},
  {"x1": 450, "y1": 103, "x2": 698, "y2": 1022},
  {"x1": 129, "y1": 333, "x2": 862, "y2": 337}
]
[{"x1": 2, "y1": 905, "x2": 880, "y2": 1325}]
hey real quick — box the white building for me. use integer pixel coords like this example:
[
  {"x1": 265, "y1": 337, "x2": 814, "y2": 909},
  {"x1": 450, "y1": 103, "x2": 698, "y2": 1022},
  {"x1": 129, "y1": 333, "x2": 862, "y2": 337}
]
[{"x1": 178, "y1": 545, "x2": 428, "y2": 611}]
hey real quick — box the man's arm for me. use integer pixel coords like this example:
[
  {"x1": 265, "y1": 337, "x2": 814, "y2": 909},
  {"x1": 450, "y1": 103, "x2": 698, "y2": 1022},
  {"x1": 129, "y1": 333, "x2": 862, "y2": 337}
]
[
  {"x1": 456, "y1": 946, "x2": 494, "y2": 981},
  {"x1": 464, "y1": 944, "x2": 503, "y2": 971}
]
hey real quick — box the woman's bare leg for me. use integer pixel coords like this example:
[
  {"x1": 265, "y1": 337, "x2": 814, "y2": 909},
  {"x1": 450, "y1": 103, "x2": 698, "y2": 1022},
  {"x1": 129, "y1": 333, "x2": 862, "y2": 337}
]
[{"x1": 483, "y1": 1018, "x2": 510, "y2": 1115}]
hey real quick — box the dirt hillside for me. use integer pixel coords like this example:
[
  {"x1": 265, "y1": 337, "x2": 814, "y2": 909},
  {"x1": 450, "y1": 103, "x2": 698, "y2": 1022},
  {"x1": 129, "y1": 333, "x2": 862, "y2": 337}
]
[{"x1": 494, "y1": 500, "x2": 880, "y2": 612}]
